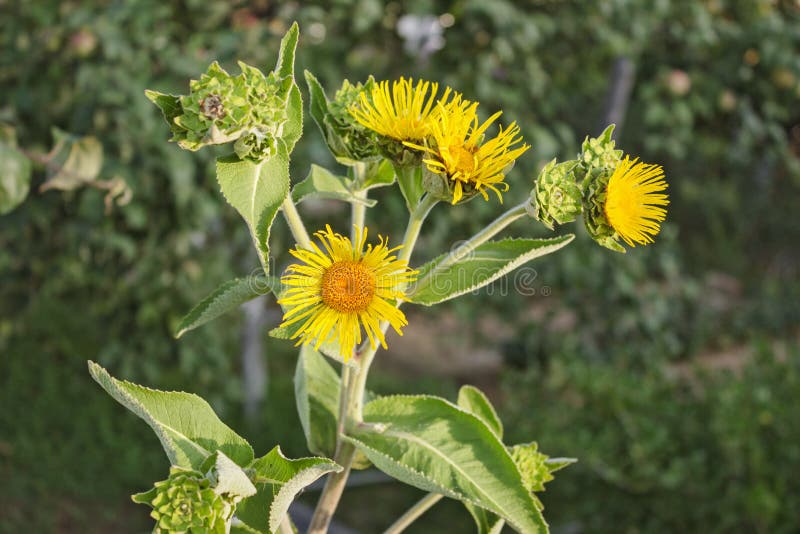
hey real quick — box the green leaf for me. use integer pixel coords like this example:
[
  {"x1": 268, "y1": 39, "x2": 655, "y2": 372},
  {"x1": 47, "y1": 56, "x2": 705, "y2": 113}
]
[
  {"x1": 236, "y1": 446, "x2": 341, "y2": 534},
  {"x1": 457, "y1": 385, "x2": 503, "y2": 439},
  {"x1": 304, "y1": 70, "x2": 329, "y2": 142},
  {"x1": 409, "y1": 235, "x2": 575, "y2": 306},
  {"x1": 202, "y1": 450, "x2": 257, "y2": 500},
  {"x1": 292, "y1": 164, "x2": 376, "y2": 206},
  {"x1": 294, "y1": 344, "x2": 340, "y2": 459},
  {"x1": 144, "y1": 90, "x2": 183, "y2": 135},
  {"x1": 395, "y1": 164, "x2": 424, "y2": 211},
  {"x1": 88, "y1": 361, "x2": 254, "y2": 469},
  {"x1": 40, "y1": 128, "x2": 103, "y2": 192},
  {"x1": 216, "y1": 143, "x2": 290, "y2": 268},
  {"x1": 0, "y1": 142, "x2": 31, "y2": 214},
  {"x1": 465, "y1": 503, "x2": 505, "y2": 534},
  {"x1": 345, "y1": 395, "x2": 548, "y2": 533},
  {"x1": 275, "y1": 23, "x2": 302, "y2": 152},
  {"x1": 361, "y1": 158, "x2": 396, "y2": 189},
  {"x1": 175, "y1": 275, "x2": 280, "y2": 338}
]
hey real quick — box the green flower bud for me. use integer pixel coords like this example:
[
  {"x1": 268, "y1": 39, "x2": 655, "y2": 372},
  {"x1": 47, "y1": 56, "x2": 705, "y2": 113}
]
[
  {"x1": 530, "y1": 159, "x2": 583, "y2": 230},
  {"x1": 578, "y1": 124, "x2": 623, "y2": 180},
  {"x1": 132, "y1": 466, "x2": 235, "y2": 534},
  {"x1": 324, "y1": 79, "x2": 382, "y2": 163},
  {"x1": 509, "y1": 442, "x2": 553, "y2": 495},
  {"x1": 146, "y1": 62, "x2": 289, "y2": 161}
]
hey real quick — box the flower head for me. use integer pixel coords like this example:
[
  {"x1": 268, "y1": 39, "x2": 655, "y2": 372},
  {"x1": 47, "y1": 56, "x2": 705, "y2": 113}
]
[
  {"x1": 350, "y1": 77, "x2": 447, "y2": 143},
  {"x1": 277, "y1": 226, "x2": 417, "y2": 361},
  {"x1": 583, "y1": 156, "x2": 669, "y2": 251},
  {"x1": 407, "y1": 95, "x2": 530, "y2": 204},
  {"x1": 604, "y1": 157, "x2": 669, "y2": 246}
]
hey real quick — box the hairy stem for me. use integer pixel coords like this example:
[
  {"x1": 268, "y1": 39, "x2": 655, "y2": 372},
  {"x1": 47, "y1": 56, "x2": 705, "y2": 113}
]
[
  {"x1": 281, "y1": 194, "x2": 312, "y2": 250},
  {"x1": 383, "y1": 493, "x2": 444, "y2": 534},
  {"x1": 307, "y1": 188, "x2": 437, "y2": 534}
]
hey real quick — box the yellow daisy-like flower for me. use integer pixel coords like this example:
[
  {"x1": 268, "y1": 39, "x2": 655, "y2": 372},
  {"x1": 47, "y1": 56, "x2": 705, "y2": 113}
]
[
  {"x1": 350, "y1": 77, "x2": 449, "y2": 142},
  {"x1": 277, "y1": 225, "x2": 417, "y2": 361},
  {"x1": 604, "y1": 156, "x2": 669, "y2": 246},
  {"x1": 407, "y1": 95, "x2": 530, "y2": 204}
]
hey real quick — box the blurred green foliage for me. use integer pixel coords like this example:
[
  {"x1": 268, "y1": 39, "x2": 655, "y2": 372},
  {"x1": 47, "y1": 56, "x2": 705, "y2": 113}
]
[{"x1": 1, "y1": 0, "x2": 798, "y2": 532}]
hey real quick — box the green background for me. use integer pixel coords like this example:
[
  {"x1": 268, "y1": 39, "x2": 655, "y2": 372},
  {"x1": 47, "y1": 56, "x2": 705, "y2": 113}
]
[{"x1": 2, "y1": 1, "x2": 799, "y2": 532}]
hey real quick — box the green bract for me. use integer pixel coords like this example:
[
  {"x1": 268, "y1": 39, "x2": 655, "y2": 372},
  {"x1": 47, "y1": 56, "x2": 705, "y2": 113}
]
[
  {"x1": 577, "y1": 124, "x2": 623, "y2": 180},
  {"x1": 132, "y1": 466, "x2": 235, "y2": 534},
  {"x1": 530, "y1": 159, "x2": 583, "y2": 230},
  {"x1": 509, "y1": 443, "x2": 576, "y2": 511},
  {"x1": 582, "y1": 167, "x2": 626, "y2": 253},
  {"x1": 146, "y1": 61, "x2": 289, "y2": 161}
]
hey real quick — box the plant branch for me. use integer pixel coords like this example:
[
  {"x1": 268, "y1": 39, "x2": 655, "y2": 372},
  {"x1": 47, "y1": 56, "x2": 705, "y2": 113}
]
[
  {"x1": 282, "y1": 194, "x2": 312, "y2": 250},
  {"x1": 383, "y1": 493, "x2": 444, "y2": 534}
]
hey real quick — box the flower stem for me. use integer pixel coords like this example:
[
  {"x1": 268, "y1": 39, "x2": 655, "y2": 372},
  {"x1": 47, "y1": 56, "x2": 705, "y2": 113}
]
[
  {"x1": 398, "y1": 194, "x2": 439, "y2": 264},
  {"x1": 307, "y1": 185, "x2": 437, "y2": 534},
  {"x1": 281, "y1": 194, "x2": 312, "y2": 250},
  {"x1": 383, "y1": 493, "x2": 444, "y2": 534},
  {"x1": 437, "y1": 199, "x2": 530, "y2": 269}
]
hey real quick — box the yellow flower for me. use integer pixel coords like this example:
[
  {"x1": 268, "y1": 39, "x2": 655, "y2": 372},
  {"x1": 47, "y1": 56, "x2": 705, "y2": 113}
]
[
  {"x1": 277, "y1": 225, "x2": 417, "y2": 361},
  {"x1": 407, "y1": 95, "x2": 530, "y2": 204},
  {"x1": 603, "y1": 156, "x2": 669, "y2": 246},
  {"x1": 350, "y1": 77, "x2": 448, "y2": 143}
]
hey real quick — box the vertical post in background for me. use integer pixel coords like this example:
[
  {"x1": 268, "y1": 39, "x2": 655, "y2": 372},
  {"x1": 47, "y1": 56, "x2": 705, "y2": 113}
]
[{"x1": 600, "y1": 57, "x2": 636, "y2": 138}]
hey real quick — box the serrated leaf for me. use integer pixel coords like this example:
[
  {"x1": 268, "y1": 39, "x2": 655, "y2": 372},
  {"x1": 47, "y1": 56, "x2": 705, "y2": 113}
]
[
  {"x1": 202, "y1": 450, "x2": 257, "y2": 500},
  {"x1": 292, "y1": 164, "x2": 376, "y2": 206},
  {"x1": 457, "y1": 385, "x2": 503, "y2": 439},
  {"x1": 175, "y1": 275, "x2": 280, "y2": 338},
  {"x1": 40, "y1": 129, "x2": 103, "y2": 192},
  {"x1": 216, "y1": 143, "x2": 290, "y2": 268},
  {"x1": 0, "y1": 142, "x2": 31, "y2": 214},
  {"x1": 409, "y1": 235, "x2": 575, "y2": 306},
  {"x1": 345, "y1": 395, "x2": 548, "y2": 533},
  {"x1": 275, "y1": 23, "x2": 302, "y2": 152},
  {"x1": 88, "y1": 361, "x2": 253, "y2": 469},
  {"x1": 236, "y1": 446, "x2": 341, "y2": 534}
]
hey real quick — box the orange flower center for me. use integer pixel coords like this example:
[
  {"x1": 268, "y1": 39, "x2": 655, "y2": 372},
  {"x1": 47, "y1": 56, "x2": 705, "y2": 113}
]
[
  {"x1": 321, "y1": 260, "x2": 376, "y2": 313},
  {"x1": 446, "y1": 144, "x2": 476, "y2": 176}
]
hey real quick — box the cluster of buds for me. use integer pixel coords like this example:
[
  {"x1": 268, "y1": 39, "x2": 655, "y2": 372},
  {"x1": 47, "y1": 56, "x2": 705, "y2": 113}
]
[
  {"x1": 132, "y1": 466, "x2": 237, "y2": 533},
  {"x1": 146, "y1": 61, "x2": 290, "y2": 161}
]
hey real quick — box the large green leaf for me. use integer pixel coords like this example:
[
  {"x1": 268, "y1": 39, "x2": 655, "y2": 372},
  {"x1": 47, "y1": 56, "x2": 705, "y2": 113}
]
[
  {"x1": 294, "y1": 344, "x2": 340, "y2": 459},
  {"x1": 236, "y1": 446, "x2": 340, "y2": 534},
  {"x1": 275, "y1": 23, "x2": 302, "y2": 153},
  {"x1": 216, "y1": 142, "x2": 290, "y2": 268},
  {"x1": 409, "y1": 236, "x2": 575, "y2": 306},
  {"x1": 292, "y1": 164, "x2": 376, "y2": 206},
  {"x1": 175, "y1": 275, "x2": 280, "y2": 338},
  {"x1": 344, "y1": 395, "x2": 548, "y2": 533},
  {"x1": 457, "y1": 385, "x2": 503, "y2": 439},
  {"x1": 88, "y1": 361, "x2": 253, "y2": 469},
  {"x1": 0, "y1": 142, "x2": 31, "y2": 214}
]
